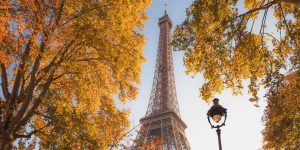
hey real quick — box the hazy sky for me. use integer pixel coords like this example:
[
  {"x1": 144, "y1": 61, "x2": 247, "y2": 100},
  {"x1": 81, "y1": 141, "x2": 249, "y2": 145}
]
[{"x1": 119, "y1": 0, "x2": 272, "y2": 149}]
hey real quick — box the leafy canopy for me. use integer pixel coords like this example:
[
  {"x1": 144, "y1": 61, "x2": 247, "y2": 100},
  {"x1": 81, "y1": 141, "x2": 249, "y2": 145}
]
[
  {"x1": 173, "y1": 0, "x2": 300, "y2": 103},
  {"x1": 0, "y1": 0, "x2": 150, "y2": 149},
  {"x1": 263, "y1": 72, "x2": 300, "y2": 149}
]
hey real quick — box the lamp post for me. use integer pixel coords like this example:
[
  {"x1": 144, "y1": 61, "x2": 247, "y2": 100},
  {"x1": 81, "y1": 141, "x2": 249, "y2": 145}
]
[{"x1": 207, "y1": 98, "x2": 227, "y2": 150}]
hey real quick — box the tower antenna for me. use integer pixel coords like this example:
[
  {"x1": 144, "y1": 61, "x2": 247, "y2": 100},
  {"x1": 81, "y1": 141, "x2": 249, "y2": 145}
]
[{"x1": 164, "y1": 3, "x2": 167, "y2": 14}]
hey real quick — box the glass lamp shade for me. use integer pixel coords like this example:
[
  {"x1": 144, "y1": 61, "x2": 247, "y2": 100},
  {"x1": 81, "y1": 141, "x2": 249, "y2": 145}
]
[{"x1": 212, "y1": 114, "x2": 222, "y2": 123}]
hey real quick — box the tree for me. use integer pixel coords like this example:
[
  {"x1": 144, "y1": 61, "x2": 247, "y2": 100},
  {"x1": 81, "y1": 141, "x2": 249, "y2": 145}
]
[
  {"x1": 0, "y1": 0, "x2": 150, "y2": 149},
  {"x1": 262, "y1": 72, "x2": 300, "y2": 149},
  {"x1": 106, "y1": 124, "x2": 164, "y2": 150},
  {"x1": 173, "y1": 0, "x2": 300, "y2": 103},
  {"x1": 133, "y1": 129, "x2": 164, "y2": 150}
]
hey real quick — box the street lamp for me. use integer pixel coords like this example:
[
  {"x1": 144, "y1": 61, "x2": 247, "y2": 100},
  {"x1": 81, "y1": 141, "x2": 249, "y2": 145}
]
[{"x1": 207, "y1": 98, "x2": 227, "y2": 150}]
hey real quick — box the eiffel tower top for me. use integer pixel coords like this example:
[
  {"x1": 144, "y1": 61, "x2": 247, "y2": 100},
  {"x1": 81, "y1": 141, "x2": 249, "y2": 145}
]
[
  {"x1": 144, "y1": 10, "x2": 180, "y2": 118},
  {"x1": 159, "y1": 6, "x2": 172, "y2": 28}
]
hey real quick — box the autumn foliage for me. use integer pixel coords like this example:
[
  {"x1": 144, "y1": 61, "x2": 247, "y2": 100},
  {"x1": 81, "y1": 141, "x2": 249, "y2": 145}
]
[
  {"x1": 134, "y1": 130, "x2": 164, "y2": 150},
  {"x1": 174, "y1": 0, "x2": 300, "y2": 149},
  {"x1": 0, "y1": 0, "x2": 150, "y2": 149},
  {"x1": 263, "y1": 72, "x2": 300, "y2": 149},
  {"x1": 173, "y1": 0, "x2": 300, "y2": 103}
]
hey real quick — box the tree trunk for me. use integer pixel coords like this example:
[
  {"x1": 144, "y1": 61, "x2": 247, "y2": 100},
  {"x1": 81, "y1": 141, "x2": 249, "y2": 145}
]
[{"x1": 1, "y1": 134, "x2": 13, "y2": 150}]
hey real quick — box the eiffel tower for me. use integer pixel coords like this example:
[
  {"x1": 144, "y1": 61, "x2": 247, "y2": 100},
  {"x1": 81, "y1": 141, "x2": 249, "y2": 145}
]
[{"x1": 134, "y1": 9, "x2": 191, "y2": 150}]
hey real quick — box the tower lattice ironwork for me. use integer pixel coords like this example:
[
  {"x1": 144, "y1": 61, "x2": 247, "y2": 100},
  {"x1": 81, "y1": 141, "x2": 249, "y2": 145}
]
[{"x1": 134, "y1": 11, "x2": 191, "y2": 150}]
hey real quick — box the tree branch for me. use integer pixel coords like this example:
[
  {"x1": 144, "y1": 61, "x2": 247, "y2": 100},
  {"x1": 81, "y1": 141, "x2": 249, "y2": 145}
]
[
  {"x1": 10, "y1": 41, "x2": 44, "y2": 126},
  {"x1": 4, "y1": 40, "x2": 45, "y2": 140},
  {"x1": 76, "y1": 57, "x2": 100, "y2": 62},
  {"x1": 2, "y1": 40, "x2": 33, "y2": 140},
  {"x1": 34, "y1": 111, "x2": 53, "y2": 120},
  {"x1": 10, "y1": 40, "x2": 32, "y2": 109},
  {"x1": 264, "y1": 33, "x2": 281, "y2": 43},
  {"x1": 279, "y1": 3, "x2": 300, "y2": 50},
  {"x1": 235, "y1": 0, "x2": 278, "y2": 19},
  {"x1": 14, "y1": 71, "x2": 55, "y2": 132},
  {"x1": 109, "y1": 124, "x2": 141, "y2": 150},
  {"x1": 14, "y1": 122, "x2": 51, "y2": 139},
  {"x1": 51, "y1": 71, "x2": 79, "y2": 82},
  {"x1": 55, "y1": 0, "x2": 66, "y2": 25},
  {"x1": 0, "y1": 64, "x2": 10, "y2": 100}
]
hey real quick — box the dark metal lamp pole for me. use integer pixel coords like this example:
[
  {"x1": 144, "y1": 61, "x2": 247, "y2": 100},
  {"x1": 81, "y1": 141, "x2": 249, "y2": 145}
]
[{"x1": 207, "y1": 98, "x2": 227, "y2": 150}]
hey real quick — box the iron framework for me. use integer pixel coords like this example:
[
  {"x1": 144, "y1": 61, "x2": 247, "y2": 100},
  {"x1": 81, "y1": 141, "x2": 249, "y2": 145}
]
[{"x1": 134, "y1": 11, "x2": 191, "y2": 150}]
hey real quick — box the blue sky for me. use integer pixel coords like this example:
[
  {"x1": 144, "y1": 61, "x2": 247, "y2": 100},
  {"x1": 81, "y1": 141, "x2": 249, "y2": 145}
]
[{"x1": 119, "y1": 0, "x2": 274, "y2": 149}]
